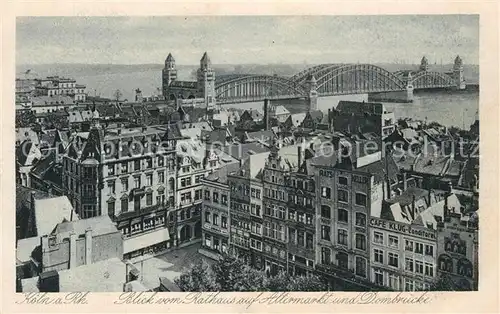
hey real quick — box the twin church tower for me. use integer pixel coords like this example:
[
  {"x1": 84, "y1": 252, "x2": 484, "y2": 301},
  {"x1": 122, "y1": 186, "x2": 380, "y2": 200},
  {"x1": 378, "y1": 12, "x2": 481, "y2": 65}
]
[{"x1": 162, "y1": 52, "x2": 216, "y2": 109}]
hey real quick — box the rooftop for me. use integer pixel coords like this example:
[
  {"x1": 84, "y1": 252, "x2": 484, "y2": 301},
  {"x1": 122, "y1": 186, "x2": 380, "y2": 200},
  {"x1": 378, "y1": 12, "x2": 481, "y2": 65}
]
[
  {"x1": 21, "y1": 257, "x2": 127, "y2": 292},
  {"x1": 35, "y1": 196, "x2": 76, "y2": 237}
]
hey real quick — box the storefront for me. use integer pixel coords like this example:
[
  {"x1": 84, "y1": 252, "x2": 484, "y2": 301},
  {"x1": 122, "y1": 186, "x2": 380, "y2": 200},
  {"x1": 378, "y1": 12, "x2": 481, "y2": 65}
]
[{"x1": 123, "y1": 227, "x2": 171, "y2": 261}]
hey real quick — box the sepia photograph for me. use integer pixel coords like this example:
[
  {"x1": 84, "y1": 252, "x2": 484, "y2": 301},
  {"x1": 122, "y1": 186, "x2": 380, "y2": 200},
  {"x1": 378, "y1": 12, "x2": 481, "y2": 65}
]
[{"x1": 13, "y1": 14, "x2": 480, "y2": 296}]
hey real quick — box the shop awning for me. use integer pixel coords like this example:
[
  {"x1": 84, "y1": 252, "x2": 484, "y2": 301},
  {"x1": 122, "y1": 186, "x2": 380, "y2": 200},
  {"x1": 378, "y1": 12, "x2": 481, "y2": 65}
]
[{"x1": 123, "y1": 228, "x2": 170, "y2": 254}]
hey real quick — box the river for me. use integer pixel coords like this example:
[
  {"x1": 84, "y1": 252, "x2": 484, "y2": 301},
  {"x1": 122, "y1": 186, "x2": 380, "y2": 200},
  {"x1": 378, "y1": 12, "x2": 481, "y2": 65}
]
[{"x1": 61, "y1": 69, "x2": 479, "y2": 129}]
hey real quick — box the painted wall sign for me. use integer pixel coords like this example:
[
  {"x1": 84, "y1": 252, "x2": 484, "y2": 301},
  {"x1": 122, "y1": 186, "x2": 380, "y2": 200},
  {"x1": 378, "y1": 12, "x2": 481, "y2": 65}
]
[{"x1": 370, "y1": 218, "x2": 436, "y2": 240}]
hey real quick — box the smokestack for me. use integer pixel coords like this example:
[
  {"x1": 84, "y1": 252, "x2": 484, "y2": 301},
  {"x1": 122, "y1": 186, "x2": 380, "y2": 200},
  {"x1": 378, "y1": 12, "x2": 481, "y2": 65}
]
[
  {"x1": 403, "y1": 172, "x2": 408, "y2": 191},
  {"x1": 85, "y1": 228, "x2": 92, "y2": 265},
  {"x1": 298, "y1": 145, "x2": 302, "y2": 168},
  {"x1": 263, "y1": 99, "x2": 269, "y2": 131},
  {"x1": 69, "y1": 232, "x2": 77, "y2": 269},
  {"x1": 411, "y1": 195, "x2": 416, "y2": 219},
  {"x1": 427, "y1": 187, "x2": 432, "y2": 205}
]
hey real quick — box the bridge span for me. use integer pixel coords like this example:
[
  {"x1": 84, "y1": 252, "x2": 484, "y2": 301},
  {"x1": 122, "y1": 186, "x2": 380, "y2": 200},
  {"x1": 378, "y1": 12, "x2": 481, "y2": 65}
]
[{"x1": 162, "y1": 53, "x2": 466, "y2": 107}]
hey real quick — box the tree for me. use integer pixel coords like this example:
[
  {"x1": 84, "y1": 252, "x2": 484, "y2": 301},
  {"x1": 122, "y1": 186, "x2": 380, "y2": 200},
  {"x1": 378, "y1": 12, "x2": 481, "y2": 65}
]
[
  {"x1": 176, "y1": 255, "x2": 328, "y2": 292},
  {"x1": 174, "y1": 260, "x2": 218, "y2": 292},
  {"x1": 113, "y1": 89, "x2": 123, "y2": 103}
]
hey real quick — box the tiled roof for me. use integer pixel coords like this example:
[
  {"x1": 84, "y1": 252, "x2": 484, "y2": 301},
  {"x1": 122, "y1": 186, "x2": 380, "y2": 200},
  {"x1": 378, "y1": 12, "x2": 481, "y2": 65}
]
[{"x1": 32, "y1": 95, "x2": 75, "y2": 106}]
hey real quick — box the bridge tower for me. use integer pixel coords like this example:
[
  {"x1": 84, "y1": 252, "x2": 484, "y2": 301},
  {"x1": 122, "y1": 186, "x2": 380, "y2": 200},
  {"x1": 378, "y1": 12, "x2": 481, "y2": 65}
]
[
  {"x1": 197, "y1": 52, "x2": 216, "y2": 110},
  {"x1": 453, "y1": 55, "x2": 466, "y2": 90},
  {"x1": 419, "y1": 56, "x2": 429, "y2": 72},
  {"x1": 306, "y1": 74, "x2": 318, "y2": 111},
  {"x1": 405, "y1": 72, "x2": 414, "y2": 102},
  {"x1": 162, "y1": 53, "x2": 177, "y2": 98}
]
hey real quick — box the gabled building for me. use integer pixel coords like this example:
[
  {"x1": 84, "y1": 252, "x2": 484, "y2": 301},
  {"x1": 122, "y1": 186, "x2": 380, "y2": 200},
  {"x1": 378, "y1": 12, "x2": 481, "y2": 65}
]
[
  {"x1": 331, "y1": 101, "x2": 396, "y2": 139},
  {"x1": 200, "y1": 161, "x2": 240, "y2": 260},
  {"x1": 61, "y1": 124, "x2": 183, "y2": 260}
]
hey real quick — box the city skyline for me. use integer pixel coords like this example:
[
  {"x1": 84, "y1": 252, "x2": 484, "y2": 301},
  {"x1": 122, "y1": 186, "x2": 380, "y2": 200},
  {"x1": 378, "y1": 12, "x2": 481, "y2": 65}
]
[{"x1": 17, "y1": 15, "x2": 479, "y2": 65}]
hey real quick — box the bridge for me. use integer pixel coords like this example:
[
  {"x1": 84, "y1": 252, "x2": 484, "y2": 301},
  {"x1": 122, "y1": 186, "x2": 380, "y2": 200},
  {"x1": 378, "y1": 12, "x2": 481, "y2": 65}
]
[{"x1": 214, "y1": 56, "x2": 466, "y2": 105}]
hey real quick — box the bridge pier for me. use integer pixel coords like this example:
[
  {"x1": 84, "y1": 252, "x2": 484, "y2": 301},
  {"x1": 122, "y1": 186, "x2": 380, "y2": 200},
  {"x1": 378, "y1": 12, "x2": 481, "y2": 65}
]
[{"x1": 368, "y1": 86, "x2": 414, "y2": 103}]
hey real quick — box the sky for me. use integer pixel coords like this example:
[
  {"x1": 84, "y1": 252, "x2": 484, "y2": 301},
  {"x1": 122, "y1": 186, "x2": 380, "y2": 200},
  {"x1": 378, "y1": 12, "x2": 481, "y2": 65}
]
[{"x1": 16, "y1": 15, "x2": 479, "y2": 65}]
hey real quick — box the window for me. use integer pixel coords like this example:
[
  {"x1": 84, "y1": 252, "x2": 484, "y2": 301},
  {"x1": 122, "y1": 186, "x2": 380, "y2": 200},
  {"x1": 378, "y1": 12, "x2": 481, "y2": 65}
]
[
  {"x1": 405, "y1": 257, "x2": 414, "y2": 272},
  {"x1": 415, "y1": 260, "x2": 424, "y2": 274},
  {"x1": 338, "y1": 208, "x2": 348, "y2": 223},
  {"x1": 221, "y1": 194, "x2": 228, "y2": 205},
  {"x1": 204, "y1": 190, "x2": 210, "y2": 201},
  {"x1": 374, "y1": 249, "x2": 384, "y2": 263},
  {"x1": 405, "y1": 279, "x2": 415, "y2": 292},
  {"x1": 389, "y1": 235, "x2": 399, "y2": 249},
  {"x1": 321, "y1": 205, "x2": 331, "y2": 219},
  {"x1": 212, "y1": 214, "x2": 219, "y2": 226},
  {"x1": 134, "y1": 176, "x2": 141, "y2": 189},
  {"x1": 194, "y1": 189, "x2": 202, "y2": 200},
  {"x1": 405, "y1": 239, "x2": 414, "y2": 251},
  {"x1": 389, "y1": 274, "x2": 399, "y2": 290},
  {"x1": 297, "y1": 230, "x2": 305, "y2": 247},
  {"x1": 388, "y1": 252, "x2": 399, "y2": 267},
  {"x1": 355, "y1": 212, "x2": 366, "y2": 226},
  {"x1": 158, "y1": 172, "x2": 165, "y2": 183},
  {"x1": 146, "y1": 174, "x2": 152, "y2": 186},
  {"x1": 221, "y1": 216, "x2": 228, "y2": 228},
  {"x1": 121, "y1": 198, "x2": 128, "y2": 212},
  {"x1": 355, "y1": 234, "x2": 366, "y2": 250},
  {"x1": 355, "y1": 193, "x2": 367, "y2": 207},
  {"x1": 255, "y1": 190, "x2": 261, "y2": 199},
  {"x1": 107, "y1": 164, "x2": 115, "y2": 176},
  {"x1": 121, "y1": 162, "x2": 128, "y2": 173},
  {"x1": 425, "y1": 244, "x2": 434, "y2": 257},
  {"x1": 338, "y1": 229, "x2": 348, "y2": 245},
  {"x1": 205, "y1": 234, "x2": 211, "y2": 247},
  {"x1": 321, "y1": 187, "x2": 331, "y2": 198},
  {"x1": 306, "y1": 214, "x2": 313, "y2": 225},
  {"x1": 146, "y1": 193, "x2": 153, "y2": 206},
  {"x1": 321, "y1": 225, "x2": 331, "y2": 241},
  {"x1": 134, "y1": 160, "x2": 140, "y2": 171},
  {"x1": 213, "y1": 192, "x2": 219, "y2": 203},
  {"x1": 337, "y1": 252, "x2": 348, "y2": 269},
  {"x1": 374, "y1": 269, "x2": 384, "y2": 286},
  {"x1": 146, "y1": 158, "x2": 152, "y2": 169},
  {"x1": 205, "y1": 212, "x2": 211, "y2": 223},
  {"x1": 107, "y1": 181, "x2": 115, "y2": 194},
  {"x1": 107, "y1": 201, "x2": 115, "y2": 217},
  {"x1": 338, "y1": 189, "x2": 348, "y2": 203},
  {"x1": 321, "y1": 247, "x2": 331, "y2": 264},
  {"x1": 157, "y1": 156, "x2": 164, "y2": 167},
  {"x1": 425, "y1": 262, "x2": 434, "y2": 277},
  {"x1": 134, "y1": 196, "x2": 140, "y2": 211},
  {"x1": 338, "y1": 176, "x2": 348, "y2": 185},
  {"x1": 355, "y1": 257, "x2": 367, "y2": 277},
  {"x1": 306, "y1": 233, "x2": 313, "y2": 248},
  {"x1": 121, "y1": 178, "x2": 129, "y2": 191},
  {"x1": 415, "y1": 242, "x2": 424, "y2": 254},
  {"x1": 289, "y1": 228, "x2": 296, "y2": 244},
  {"x1": 373, "y1": 231, "x2": 384, "y2": 244}
]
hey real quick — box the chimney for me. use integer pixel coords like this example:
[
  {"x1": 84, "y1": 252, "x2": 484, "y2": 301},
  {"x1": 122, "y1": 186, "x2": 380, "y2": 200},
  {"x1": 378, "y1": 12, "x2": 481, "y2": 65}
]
[
  {"x1": 427, "y1": 187, "x2": 432, "y2": 205},
  {"x1": 403, "y1": 172, "x2": 408, "y2": 191},
  {"x1": 69, "y1": 232, "x2": 77, "y2": 269},
  {"x1": 263, "y1": 99, "x2": 269, "y2": 131},
  {"x1": 411, "y1": 195, "x2": 416, "y2": 220},
  {"x1": 85, "y1": 228, "x2": 92, "y2": 265},
  {"x1": 30, "y1": 191, "x2": 36, "y2": 212},
  {"x1": 298, "y1": 145, "x2": 302, "y2": 167}
]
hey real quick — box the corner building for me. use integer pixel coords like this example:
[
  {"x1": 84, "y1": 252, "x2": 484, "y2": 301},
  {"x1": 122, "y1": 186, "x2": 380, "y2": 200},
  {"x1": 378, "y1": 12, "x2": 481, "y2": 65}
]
[{"x1": 311, "y1": 136, "x2": 398, "y2": 290}]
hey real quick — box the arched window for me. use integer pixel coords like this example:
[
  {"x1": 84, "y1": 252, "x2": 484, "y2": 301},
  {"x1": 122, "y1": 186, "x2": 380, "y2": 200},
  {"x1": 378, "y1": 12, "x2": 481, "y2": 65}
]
[
  {"x1": 438, "y1": 254, "x2": 453, "y2": 273},
  {"x1": 321, "y1": 205, "x2": 331, "y2": 219},
  {"x1": 169, "y1": 177, "x2": 175, "y2": 191},
  {"x1": 457, "y1": 258, "x2": 473, "y2": 278}
]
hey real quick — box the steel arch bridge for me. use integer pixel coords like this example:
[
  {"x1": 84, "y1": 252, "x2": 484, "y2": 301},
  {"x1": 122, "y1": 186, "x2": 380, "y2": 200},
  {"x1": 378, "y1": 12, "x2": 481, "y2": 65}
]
[
  {"x1": 215, "y1": 74, "x2": 307, "y2": 104},
  {"x1": 214, "y1": 64, "x2": 458, "y2": 104}
]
